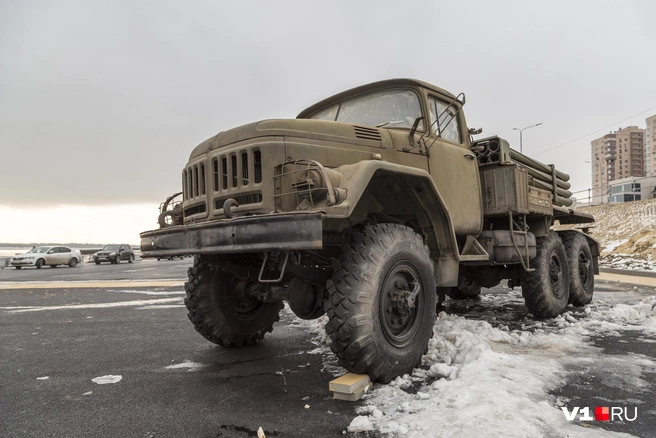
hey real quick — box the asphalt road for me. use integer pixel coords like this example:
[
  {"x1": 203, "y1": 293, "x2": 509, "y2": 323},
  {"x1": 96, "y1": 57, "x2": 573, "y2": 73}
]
[{"x1": 1, "y1": 259, "x2": 654, "y2": 437}]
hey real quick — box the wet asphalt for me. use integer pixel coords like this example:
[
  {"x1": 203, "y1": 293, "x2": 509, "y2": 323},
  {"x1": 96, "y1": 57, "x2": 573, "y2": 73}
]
[{"x1": 0, "y1": 259, "x2": 654, "y2": 437}]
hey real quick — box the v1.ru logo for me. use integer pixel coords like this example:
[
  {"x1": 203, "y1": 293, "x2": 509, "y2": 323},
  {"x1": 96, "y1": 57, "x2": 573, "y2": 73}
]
[{"x1": 561, "y1": 406, "x2": 637, "y2": 422}]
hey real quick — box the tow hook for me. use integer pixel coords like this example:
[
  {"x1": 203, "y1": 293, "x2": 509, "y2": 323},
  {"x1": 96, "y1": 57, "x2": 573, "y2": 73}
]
[{"x1": 223, "y1": 198, "x2": 240, "y2": 218}]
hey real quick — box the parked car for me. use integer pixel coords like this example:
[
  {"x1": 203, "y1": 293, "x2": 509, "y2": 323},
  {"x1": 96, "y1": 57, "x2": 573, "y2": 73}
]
[
  {"x1": 11, "y1": 246, "x2": 82, "y2": 269},
  {"x1": 93, "y1": 244, "x2": 134, "y2": 264}
]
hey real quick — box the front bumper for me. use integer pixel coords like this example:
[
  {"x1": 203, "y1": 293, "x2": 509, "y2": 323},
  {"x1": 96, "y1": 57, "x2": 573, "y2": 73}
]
[
  {"x1": 11, "y1": 259, "x2": 36, "y2": 266},
  {"x1": 139, "y1": 212, "x2": 323, "y2": 259}
]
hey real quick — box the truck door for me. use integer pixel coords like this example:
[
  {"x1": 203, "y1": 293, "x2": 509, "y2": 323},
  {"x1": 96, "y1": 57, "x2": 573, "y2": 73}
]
[{"x1": 426, "y1": 97, "x2": 483, "y2": 236}]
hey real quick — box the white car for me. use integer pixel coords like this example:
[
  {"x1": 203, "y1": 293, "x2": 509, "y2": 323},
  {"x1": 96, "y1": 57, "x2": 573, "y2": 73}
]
[{"x1": 11, "y1": 246, "x2": 83, "y2": 269}]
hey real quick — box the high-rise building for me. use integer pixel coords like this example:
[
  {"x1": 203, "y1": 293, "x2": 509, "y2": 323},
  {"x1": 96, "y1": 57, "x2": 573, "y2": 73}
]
[
  {"x1": 645, "y1": 114, "x2": 656, "y2": 176},
  {"x1": 591, "y1": 126, "x2": 645, "y2": 201}
]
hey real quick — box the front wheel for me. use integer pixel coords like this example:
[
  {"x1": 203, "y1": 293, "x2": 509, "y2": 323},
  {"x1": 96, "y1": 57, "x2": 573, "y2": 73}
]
[
  {"x1": 520, "y1": 232, "x2": 569, "y2": 318},
  {"x1": 15, "y1": 266, "x2": 22, "y2": 270},
  {"x1": 184, "y1": 256, "x2": 282, "y2": 347},
  {"x1": 35, "y1": 259, "x2": 44, "y2": 269},
  {"x1": 114, "y1": 256, "x2": 120, "y2": 264},
  {"x1": 325, "y1": 224, "x2": 436, "y2": 383},
  {"x1": 128, "y1": 254, "x2": 134, "y2": 263}
]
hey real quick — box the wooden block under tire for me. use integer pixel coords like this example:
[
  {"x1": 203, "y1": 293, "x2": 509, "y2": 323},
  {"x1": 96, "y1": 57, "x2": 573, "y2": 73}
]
[
  {"x1": 329, "y1": 373, "x2": 371, "y2": 394},
  {"x1": 333, "y1": 384, "x2": 371, "y2": 401}
]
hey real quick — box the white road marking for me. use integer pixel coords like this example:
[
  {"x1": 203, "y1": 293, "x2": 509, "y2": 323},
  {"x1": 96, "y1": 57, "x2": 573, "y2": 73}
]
[{"x1": 2, "y1": 298, "x2": 182, "y2": 313}]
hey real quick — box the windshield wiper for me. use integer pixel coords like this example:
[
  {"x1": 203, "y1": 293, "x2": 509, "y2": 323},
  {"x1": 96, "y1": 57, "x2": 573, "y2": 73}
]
[{"x1": 376, "y1": 120, "x2": 404, "y2": 128}]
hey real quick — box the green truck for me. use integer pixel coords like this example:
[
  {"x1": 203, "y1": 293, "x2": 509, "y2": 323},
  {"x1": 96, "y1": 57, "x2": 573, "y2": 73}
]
[{"x1": 141, "y1": 79, "x2": 597, "y2": 382}]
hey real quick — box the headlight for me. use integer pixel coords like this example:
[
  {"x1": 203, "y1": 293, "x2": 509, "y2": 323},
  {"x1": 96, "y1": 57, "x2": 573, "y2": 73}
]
[
  {"x1": 26, "y1": 256, "x2": 35, "y2": 260},
  {"x1": 109, "y1": 252, "x2": 116, "y2": 256}
]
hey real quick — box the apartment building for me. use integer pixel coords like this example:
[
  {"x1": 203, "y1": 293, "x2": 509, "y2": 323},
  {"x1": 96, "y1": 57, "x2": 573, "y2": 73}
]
[
  {"x1": 646, "y1": 114, "x2": 656, "y2": 176},
  {"x1": 591, "y1": 126, "x2": 645, "y2": 201}
]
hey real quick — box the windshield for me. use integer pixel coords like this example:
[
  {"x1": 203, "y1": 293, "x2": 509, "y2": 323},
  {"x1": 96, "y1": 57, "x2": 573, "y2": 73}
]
[
  {"x1": 102, "y1": 245, "x2": 120, "y2": 251},
  {"x1": 28, "y1": 247, "x2": 50, "y2": 254},
  {"x1": 310, "y1": 89, "x2": 424, "y2": 130}
]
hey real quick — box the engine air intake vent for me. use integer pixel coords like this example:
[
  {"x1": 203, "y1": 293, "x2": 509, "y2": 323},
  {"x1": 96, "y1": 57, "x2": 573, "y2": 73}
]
[
  {"x1": 215, "y1": 192, "x2": 263, "y2": 210},
  {"x1": 184, "y1": 202, "x2": 207, "y2": 217},
  {"x1": 354, "y1": 125, "x2": 382, "y2": 141}
]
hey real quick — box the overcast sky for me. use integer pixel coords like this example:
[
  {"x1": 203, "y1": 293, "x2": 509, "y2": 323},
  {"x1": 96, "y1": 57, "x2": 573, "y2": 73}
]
[{"x1": 1, "y1": 0, "x2": 655, "y2": 243}]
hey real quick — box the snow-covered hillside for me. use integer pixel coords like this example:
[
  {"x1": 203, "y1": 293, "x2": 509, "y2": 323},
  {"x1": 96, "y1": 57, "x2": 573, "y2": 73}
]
[{"x1": 561, "y1": 198, "x2": 656, "y2": 271}]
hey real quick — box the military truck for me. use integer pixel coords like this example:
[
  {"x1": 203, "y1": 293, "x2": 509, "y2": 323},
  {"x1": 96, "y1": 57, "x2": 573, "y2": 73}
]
[{"x1": 140, "y1": 79, "x2": 597, "y2": 383}]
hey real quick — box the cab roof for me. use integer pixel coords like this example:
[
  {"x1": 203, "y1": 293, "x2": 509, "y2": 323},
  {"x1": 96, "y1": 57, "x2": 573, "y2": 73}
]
[{"x1": 296, "y1": 78, "x2": 458, "y2": 119}]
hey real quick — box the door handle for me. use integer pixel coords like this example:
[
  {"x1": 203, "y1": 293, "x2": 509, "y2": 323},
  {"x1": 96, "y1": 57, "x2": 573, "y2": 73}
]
[{"x1": 464, "y1": 153, "x2": 476, "y2": 160}]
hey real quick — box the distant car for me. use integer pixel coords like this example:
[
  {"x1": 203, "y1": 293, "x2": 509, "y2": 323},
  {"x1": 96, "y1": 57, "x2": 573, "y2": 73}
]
[
  {"x1": 93, "y1": 244, "x2": 134, "y2": 264},
  {"x1": 11, "y1": 246, "x2": 82, "y2": 269}
]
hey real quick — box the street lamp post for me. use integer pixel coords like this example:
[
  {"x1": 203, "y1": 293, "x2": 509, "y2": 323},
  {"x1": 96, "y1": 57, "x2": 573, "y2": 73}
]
[{"x1": 512, "y1": 123, "x2": 543, "y2": 154}]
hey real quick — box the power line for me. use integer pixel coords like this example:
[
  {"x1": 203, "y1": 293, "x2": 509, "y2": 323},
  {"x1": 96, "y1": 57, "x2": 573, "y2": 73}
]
[{"x1": 532, "y1": 105, "x2": 656, "y2": 156}]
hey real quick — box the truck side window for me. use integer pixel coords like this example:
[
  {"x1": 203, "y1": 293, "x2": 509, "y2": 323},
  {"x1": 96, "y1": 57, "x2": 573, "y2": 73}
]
[{"x1": 428, "y1": 97, "x2": 461, "y2": 144}]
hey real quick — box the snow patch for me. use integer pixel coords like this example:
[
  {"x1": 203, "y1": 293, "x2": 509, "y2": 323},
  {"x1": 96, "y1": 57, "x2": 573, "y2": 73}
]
[
  {"x1": 92, "y1": 375, "x2": 122, "y2": 384},
  {"x1": 347, "y1": 415, "x2": 374, "y2": 432},
  {"x1": 335, "y1": 291, "x2": 653, "y2": 437},
  {"x1": 36, "y1": 376, "x2": 49, "y2": 380},
  {"x1": 165, "y1": 361, "x2": 206, "y2": 371}
]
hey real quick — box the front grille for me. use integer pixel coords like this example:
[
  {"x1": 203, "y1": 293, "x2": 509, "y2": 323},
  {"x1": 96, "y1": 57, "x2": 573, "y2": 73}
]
[
  {"x1": 182, "y1": 147, "x2": 266, "y2": 220},
  {"x1": 210, "y1": 149, "x2": 262, "y2": 193},
  {"x1": 354, "y1": 125, "x2": 382, "y2": 141},
  {"x1": 215, "y1": 192, "x2": 263, "y2": 210},
  {"x1": 184, "y1": 202, "x2": 207, "y2": 217}
]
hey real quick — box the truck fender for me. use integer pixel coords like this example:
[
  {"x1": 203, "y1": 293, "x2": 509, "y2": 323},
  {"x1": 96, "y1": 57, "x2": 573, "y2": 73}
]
[{"x1": 325, "y1": 160, "x2": 460, "y2": 286}]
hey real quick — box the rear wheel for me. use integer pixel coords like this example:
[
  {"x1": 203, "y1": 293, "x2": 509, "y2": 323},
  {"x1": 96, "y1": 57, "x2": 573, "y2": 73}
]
[
  {"x1": 561, "y1": 231, "x2": 594, "y2": 306},
  {"x1": 36, "y1": 259, "x2": 44, "y2": 269},
  {"x1": 520, "y1": 232, "x2": 569, "y2": 318},
  {"x1": 184, "y1": 256, "x2": 282, "y2": 347},
  {"x1": 69, "y1": 258, "x2": 78, "y2": 268},
  {"x1": 325, "y1": 224, "x2": 436, "y2": 383}
]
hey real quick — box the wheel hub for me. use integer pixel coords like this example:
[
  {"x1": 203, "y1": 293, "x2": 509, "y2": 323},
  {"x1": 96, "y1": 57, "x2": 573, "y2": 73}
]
[
  {"x1": 549, "y1": 252, "x2": 563, "y2": 298},
  {"x1": 578, "y1": 251, "x2": 591, "y2": 284},
  {"x1": 380, "y1": 262, "x2": 423, "y2": 348}
]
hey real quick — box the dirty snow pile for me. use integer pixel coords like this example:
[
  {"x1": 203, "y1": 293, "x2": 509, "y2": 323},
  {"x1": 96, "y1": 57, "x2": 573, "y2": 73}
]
[
  {"x1": 558, "y1": 198, "x2": 656, "y2": 271},
  {"x1": 333, "y1": 291, "x2": 656, "y2": 437}
]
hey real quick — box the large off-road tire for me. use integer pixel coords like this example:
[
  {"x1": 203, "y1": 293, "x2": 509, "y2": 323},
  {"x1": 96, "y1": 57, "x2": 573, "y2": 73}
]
[
  {"x1": 184, "y1": 255, "x2": 282, "y2": 347},
  {"x1": 325, "y1": 224, "x2": 436, "y2": 383},
  {"x1": 520, "y1": 232, "x2": 570, "y2": 318},
  {"x1": 445, "y1": 276, "x2": 482, "y2": 300},
  {"x1": 560, "y1": 231, "x2": 594, "y2": 306}
]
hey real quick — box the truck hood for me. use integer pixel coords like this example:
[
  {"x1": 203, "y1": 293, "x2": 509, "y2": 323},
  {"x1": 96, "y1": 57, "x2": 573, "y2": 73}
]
[{"x1": 188, "y1": 119, "x2": 392, "y2": 160}]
